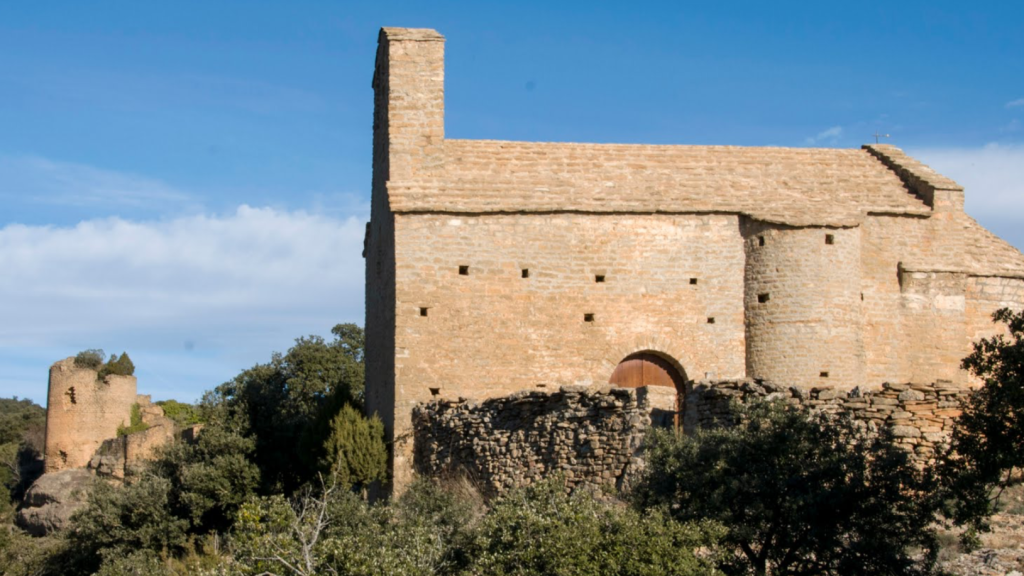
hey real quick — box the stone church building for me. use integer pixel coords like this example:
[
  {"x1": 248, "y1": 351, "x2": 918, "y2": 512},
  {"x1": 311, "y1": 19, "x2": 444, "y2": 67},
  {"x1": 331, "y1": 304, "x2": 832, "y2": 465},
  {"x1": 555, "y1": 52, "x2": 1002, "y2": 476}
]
[{"x1": 363, "y1": 27, "x2": 1024, "y2": 490}]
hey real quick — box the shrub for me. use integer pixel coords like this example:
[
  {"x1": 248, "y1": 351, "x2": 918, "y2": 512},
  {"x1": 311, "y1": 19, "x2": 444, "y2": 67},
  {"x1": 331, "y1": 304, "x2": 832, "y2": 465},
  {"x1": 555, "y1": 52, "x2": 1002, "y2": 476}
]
[
  {"x1": 98, "y1": 352, "x2": 135, "y2": 379},
  {"x1": 156, "y1": 400, "x2": 203, "y2": 427},
  {"x1": 117, "y1": 403, "x2": 151, "y2": 437},
  {"x1": 470, "y1": 479, "x2": 723, "y2": 576},
  {"x1": 633, "y1": 400, "x2": 944, "y2": 576},
  {"x1": 320, "y1": 404, "x2": 387, "y2": 489},
  {"x1": 73, "y1": 349, "x2": 105, "y2": 369}
]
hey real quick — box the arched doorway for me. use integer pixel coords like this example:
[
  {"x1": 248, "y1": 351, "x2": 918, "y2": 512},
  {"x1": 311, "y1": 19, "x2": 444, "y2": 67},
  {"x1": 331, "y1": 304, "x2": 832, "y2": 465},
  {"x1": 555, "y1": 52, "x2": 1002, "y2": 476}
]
[{"x1": 609, "y1": 352, "x2": 687, "y2": 428}]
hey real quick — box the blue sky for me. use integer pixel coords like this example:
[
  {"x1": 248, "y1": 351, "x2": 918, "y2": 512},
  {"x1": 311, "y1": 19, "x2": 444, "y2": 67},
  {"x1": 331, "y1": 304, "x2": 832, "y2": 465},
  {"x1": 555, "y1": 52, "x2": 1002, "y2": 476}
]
[{"x1": 2, "y1": 1, "x2": 1023, "y2": 405}]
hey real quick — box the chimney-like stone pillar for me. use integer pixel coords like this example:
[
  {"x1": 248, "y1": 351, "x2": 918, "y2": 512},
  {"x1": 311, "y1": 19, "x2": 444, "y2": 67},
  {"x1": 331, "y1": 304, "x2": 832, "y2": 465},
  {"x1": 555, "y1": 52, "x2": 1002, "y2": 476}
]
[{"x1": 372, "y1": 27, "x2": 445, "y2": 187}]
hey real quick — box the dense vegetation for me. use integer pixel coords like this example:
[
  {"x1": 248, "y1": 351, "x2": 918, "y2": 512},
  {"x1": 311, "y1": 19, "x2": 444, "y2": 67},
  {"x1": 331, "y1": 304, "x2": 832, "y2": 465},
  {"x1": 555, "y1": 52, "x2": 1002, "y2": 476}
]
[{"x1": 3, "y1": 310, "x2": 1024, "y2": 575}]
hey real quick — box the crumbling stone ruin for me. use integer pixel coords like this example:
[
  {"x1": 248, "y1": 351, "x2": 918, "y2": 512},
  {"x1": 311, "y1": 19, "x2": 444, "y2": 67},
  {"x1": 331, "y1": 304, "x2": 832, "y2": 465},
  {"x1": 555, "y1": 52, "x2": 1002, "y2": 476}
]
[
  {"x1": 364, "y1": 27, "x2": 1024, "y2": 493},
  {"x1": 413, "y1": 385, "x2": 663, "y2": 496},
  {"x1": 17, "y1": 357, "x2": 182, "y2": 535}
]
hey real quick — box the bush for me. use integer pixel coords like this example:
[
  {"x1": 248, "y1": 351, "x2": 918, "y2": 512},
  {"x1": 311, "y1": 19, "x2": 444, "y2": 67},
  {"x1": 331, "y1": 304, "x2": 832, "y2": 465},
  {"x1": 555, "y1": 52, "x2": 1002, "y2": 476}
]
[
  {"x1": 939, "y1": 307, "x2": 1024, "y2": 541},
  {"x1": 633, "y1": 400, "x2": 944, "y2": 576},
  {"x1": 156, "y1": 400, "x2": 203, "y2": 427},
  {"x1": 320, "y1": 404, "x2": 387, "y2": 489},
  {"x1": 64, "y1": 474, "x2": 190, "y2": 576},
  {"x1": 117, "y1": 403, "x2": 151, "y2": 437},
  {"x1": 98, "y1": 352, "x2": 135, "y2": 379},
  {"x1": 73, "y1": 349, "x2": 105, "y2": 369},
  {"x1": 470, "y1": 479, "x2": 723, "y2": 576}
]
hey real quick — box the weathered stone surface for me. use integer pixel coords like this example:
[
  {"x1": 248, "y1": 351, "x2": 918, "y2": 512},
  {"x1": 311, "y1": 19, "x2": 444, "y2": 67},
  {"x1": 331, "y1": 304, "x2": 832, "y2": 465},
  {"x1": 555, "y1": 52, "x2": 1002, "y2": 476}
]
[
  {"x1": 684, "y1": 379, "x2": 966, "y2": 465},
  {"x1": 414, "y1": 386, "x2": 651, "y2": 497},
  {"x1": 363, "y1": 27, "x2": 1024, "y2": 493},
  {"x1": 15, "y1": 469, "x2": 95, "y2": 536}
]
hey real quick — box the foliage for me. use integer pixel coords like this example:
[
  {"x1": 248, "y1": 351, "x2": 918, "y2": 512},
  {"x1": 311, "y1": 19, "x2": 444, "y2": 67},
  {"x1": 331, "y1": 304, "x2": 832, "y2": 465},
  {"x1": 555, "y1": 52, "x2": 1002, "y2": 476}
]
[
  {"x1": 212, "y1": 323, "x2": 366, "y2": 493},
  {"x1": 0, "y1": 397, "x2": 45, "y2": 504},
  {"x1": 117, "y1": 403, "x2": 151, "y2": 437},
  {"x1": 232, "y1": 478, "x2": 475, "y2": 576},
  {"x1": 471, "y1": 479, "x2": 724, "y2": 576},
  {"x1": 939, "y1": 307, "x2": 1024, "y2": 540},
  {"x1": 157, "y1": 399, "x2": 204, "y2": 427},
  {"x1": 320, "y1": 404, "x2": 387, "y2": 488},
  {"x1": 151, "y1": 421, "x2": 261, "y2": 533},
  {"x1": 64, "y1": 474, "x2": 190, "y2": 576},
  {"x1": 633, "y1": 401, "x2": 944, "y2": 576},
  {"x1": 98, "y1": 351, "x2": 135, "y2": 379},
  {"x1": 73, "y1": 349, "x2": 105, "y2": 369}
]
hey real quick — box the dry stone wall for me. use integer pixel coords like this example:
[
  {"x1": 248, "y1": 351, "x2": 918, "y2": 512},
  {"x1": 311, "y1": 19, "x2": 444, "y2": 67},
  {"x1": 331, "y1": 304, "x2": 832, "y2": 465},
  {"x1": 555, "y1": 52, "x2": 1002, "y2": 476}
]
[
  {"x1": 413, "y1": 385, "x2": 650, "y2": 496},
  {"x1": 684, "y1": 379, "x2": 968, "y2": 462}
]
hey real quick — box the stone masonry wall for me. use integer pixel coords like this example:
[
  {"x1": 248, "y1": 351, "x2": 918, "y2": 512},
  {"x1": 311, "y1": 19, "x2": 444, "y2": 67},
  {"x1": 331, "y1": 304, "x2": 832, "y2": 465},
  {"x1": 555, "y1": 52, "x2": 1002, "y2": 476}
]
[
  {"x1": 684, "y1": 379, "x2": 968, "y2": 462},
  {"x1": 44, "y1": 358, "x2": 137, "y2": 473},
  {"x1": 413, "y1": 385, "x2": 651, "y2": 496}
]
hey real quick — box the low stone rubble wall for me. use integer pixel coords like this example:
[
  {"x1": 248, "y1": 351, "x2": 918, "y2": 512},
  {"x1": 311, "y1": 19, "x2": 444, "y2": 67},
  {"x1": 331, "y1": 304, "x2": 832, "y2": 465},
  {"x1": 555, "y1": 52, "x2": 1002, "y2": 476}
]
[
  {"x1": 684, "y1": 379, "x2": 968, "y2": 462},
  {"x1": 413, "y1": 385, "x2": 650, "y2": 496}
]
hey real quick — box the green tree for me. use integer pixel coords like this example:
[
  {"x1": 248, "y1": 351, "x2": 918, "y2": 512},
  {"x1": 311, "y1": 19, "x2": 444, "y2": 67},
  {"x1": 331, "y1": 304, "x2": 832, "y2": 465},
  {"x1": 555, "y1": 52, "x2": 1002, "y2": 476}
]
[
  {"x1": 98, "y1": 351, "x2": 135, "y2": 378},
  {"x1": 212, "y1": 323, "x2": 366, "y2": 493},
  {"x1": 633, "y1": 401, "x2": 943, "y2": 576},
  {"x1": 940, "y1": 308, "x2": 1024, "y2": 539},
  {"x1": 0, "y1": 397, "x2": 45, "y2": 503},
  {"x1": 471, "y1": 479, "x2": 723, "y2": 576},
  {"x1": 320, "y1": 404, "x2": 387, "y2": 489}
]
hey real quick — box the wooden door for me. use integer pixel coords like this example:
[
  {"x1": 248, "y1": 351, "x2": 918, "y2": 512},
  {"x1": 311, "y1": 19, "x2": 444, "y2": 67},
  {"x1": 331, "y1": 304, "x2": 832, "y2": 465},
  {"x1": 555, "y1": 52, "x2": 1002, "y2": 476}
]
[{"x1": 609, "y1": 352, "x2": 685, "y2": 427}]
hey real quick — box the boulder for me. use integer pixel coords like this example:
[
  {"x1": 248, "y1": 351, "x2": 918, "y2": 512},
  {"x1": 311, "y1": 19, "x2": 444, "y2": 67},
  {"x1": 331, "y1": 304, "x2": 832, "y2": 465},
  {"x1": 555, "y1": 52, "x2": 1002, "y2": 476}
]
[{"x1": 15, "y1": 469, "x2": 95, "y2": 535}]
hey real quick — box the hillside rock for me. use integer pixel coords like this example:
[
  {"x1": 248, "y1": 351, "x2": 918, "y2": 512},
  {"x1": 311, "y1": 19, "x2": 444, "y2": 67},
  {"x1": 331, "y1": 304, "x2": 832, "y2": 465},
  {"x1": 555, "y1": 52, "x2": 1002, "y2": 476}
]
[{"x1": 15, "y1": 469, "x2": 95, "y2": 535}]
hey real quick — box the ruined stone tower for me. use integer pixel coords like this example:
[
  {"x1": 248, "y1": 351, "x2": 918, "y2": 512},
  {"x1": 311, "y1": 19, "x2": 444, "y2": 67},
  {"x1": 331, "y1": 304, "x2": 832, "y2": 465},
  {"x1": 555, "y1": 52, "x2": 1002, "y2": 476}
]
[
  {"x1": 43, "y1": 358, "x2": 137, "y2": 473},
  {"x1": 364, "y1": 28, "x2": 1024, "y2": 492}
]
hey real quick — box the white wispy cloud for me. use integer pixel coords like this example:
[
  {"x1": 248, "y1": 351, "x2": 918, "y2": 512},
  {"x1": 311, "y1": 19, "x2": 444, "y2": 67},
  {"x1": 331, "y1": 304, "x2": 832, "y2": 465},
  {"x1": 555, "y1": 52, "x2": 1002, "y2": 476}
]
[
  {"x1": 913, "y1": 143, "x2": 1024, "y2": 250},
  {"x1": 0, "y1": 206, "x2": 367, "y2": 402},
  {"x1": 0, "y1": 155, "x2": 196, "y2": 209},
  {"x1": 1006, "y1": 98, "x2": 1024, "y2": 108},
  {"x1": 805, "y1": 126, "x2": 843, "y2": 145}
]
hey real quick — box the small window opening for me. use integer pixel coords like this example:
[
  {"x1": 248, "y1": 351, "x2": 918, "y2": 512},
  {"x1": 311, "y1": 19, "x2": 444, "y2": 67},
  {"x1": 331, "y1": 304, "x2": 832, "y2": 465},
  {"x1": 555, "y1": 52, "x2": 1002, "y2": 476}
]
[
  {"x1": 820, "y1": 371, "x2": 830, "y2": 378},
  {"x1": 595, "y1": 275, "x2": 605, "y2": 283},
  {"x1": 420, "y1": 307, "x2": 429, "y2": 317},
  {"x1": 707, "y1": 317, "x2": 716, "y2": 324},
  {"x1": 758, "y1": 293, "x2": 770, "y2": 303},
  {"x1": 689, "y1": 278, "x2": 698, "y2": 285},
  {"x1": 825, "y1": 234, "x2": 835, "y2": 245},
  {"x1": 521, "y1": 268, "x2": 529, "y2": 278},
  {"x1": 758, "y1": 236, "x2": 765, "y2": 247},
  {"x1": 584, "y1": 313, "x2": 595, "y2": 322},
  {"x1": 65, "y1": 387, "x2": 76, "y2": 405},
  {"x1": 428, "y1": 387, "x2": 440, "y2": 397}
]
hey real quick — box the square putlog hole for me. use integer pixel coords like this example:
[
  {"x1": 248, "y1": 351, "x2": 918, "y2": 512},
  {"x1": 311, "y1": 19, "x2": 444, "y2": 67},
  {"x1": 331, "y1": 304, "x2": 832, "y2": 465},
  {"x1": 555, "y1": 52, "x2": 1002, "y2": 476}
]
[
  {"x1": 419, "y1": 307, "x2": 428, "y2": 317},
  {"x1": 521, "y1": 268, "x2": 530, "y2": 278},
  {"x1": 584, "y1": 313, "x2": 595, "y2": 322},
  {"x1": 758, "y1": 293, "x2": 770, "y2": 303},
  {"x1": 429, "y1": 387, "x2": 440, "y2": 397},
  {"x1": 758, "y1": 236, "x2": 765, "y2": 247},
  {"x1": 689, "y1": 278, "x2": 698, "y2": 285},
  {"x1": 458, "y1": 265, "x2": 469, "y2": 276},
  {"x1": 825, "y1": 234, "x2": 835, "y2": 245},
  {"x1": 707, "y1": 317, "x2": 716, "y2": 324},
  {"x1": 820, "y1": 371, "x2": 830, "y2": 378},
  {"x1": 595, "y1": 275, "x2": 605, "y2": 283}
]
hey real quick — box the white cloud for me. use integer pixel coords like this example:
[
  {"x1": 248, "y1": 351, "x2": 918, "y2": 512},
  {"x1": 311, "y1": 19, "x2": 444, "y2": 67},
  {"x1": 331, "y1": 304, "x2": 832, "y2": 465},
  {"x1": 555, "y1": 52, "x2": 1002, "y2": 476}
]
[
  {"x1": 0, "y1": 206, "x2": 367, "y2": 403},
  {"x1": 805, "y1": 126, "x2": 843, "y2": 145},
  {"x1": 1006, "y1": 98, "x2": 1024, "y2": 108},
  {"x1": 0, "y1": 155, "x2": 195, "y2": 209},
  {"x1": 912, "y1": 143, "x2": 1024, "y2": 250}
]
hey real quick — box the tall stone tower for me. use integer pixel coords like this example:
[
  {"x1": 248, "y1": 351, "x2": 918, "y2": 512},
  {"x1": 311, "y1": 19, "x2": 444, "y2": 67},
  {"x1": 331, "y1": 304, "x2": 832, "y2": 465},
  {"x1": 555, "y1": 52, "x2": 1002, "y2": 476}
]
[{"x1": 43, "y1": 358, "x2": 137, "y2": 473}]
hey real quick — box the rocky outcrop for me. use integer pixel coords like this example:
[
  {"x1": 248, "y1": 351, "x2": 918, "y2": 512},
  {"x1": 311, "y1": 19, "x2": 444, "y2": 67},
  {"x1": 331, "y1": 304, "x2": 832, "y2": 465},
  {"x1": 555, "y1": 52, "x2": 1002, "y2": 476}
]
[{"x1": 15, "y1": 469, "x2": 95, "y2": 536}]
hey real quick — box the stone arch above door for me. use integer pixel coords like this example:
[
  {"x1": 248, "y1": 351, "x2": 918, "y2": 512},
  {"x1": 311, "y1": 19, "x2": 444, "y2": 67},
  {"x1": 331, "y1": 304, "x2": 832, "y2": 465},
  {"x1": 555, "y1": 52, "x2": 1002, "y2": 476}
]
[{"x1": 608, "y1": 351, "x2": 688, "y2": 427}]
